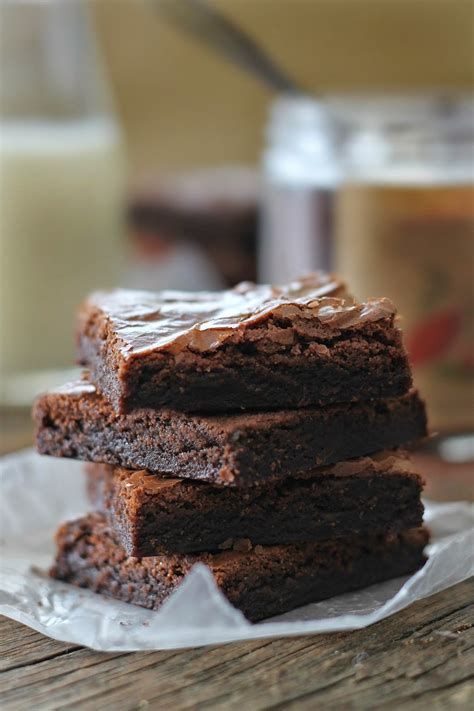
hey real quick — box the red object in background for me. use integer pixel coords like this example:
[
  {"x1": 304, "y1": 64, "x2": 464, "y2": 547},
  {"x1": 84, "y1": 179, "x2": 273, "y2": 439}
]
[{"x1": 407, "y1": 306, "x2": 462, "y2": 366}]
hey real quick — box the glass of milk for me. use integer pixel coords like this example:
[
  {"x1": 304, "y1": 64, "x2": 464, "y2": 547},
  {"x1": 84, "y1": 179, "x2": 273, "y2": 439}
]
[{"x1": 0, "y1": 0, "x2": 125, "y2": 405}]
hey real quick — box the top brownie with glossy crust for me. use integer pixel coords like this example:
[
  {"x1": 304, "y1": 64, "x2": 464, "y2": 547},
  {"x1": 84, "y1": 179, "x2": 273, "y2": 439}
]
[{"x1": 77, "y1": 273, "x2": 413, "y2": 413}]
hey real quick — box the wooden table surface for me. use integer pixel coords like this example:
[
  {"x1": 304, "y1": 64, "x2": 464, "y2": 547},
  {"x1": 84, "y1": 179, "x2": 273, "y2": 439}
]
[{"x1": 1, "y1": 410, "x2": 473, "y2": 710}]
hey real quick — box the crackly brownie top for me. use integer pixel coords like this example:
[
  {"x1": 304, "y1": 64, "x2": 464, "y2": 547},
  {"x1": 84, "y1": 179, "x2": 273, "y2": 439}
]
[{"x1": 79, "y1": 272, "x2": 396, "y2": 357}]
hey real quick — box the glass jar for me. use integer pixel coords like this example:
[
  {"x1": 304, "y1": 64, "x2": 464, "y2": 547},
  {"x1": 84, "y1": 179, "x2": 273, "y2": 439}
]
[
  {"x1": 0, "y1": 0, "x2": 125, "y2": 405},
  {"x1": 259, "y1": 95, "x2": 340, "y2": 283},
  {"x1": 334, "y1": 94, "x2": 474, "y2": 435}
]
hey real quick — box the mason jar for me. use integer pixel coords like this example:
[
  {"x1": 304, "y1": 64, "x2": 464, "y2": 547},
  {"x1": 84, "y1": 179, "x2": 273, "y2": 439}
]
[
  {"x1": 334, "y1": 94, "x2": 474, "y2": 434},
  {"x1": 259, "y1": 95, "x2": 340, "y2": 283}
]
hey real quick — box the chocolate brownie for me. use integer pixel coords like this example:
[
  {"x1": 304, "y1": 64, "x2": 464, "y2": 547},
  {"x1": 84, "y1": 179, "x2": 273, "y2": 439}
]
[
  {"x1": 76, "y1": 274, "x2": 413, "y2": 413},
  {"x1": 86, "y1": 451, "x2": 424, "y2": 555},
  {"x1": 34, "y1": 380, "x2": 427, "y2": 485},
  {"x1": 51, "y1": 513, "x2": 429, "y2": 622}
]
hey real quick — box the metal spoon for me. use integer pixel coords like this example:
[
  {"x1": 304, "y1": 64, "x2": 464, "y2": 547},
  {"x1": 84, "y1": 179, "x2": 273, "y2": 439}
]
[{"x1": 155, "y1": 0, "x2": 302, "y2": 94}]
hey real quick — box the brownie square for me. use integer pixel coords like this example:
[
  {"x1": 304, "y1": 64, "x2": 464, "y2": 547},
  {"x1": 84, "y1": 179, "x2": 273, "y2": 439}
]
[
  {"x1": 86, "y1": 451, "x2": 424, "y2": 555},
  {"x1": 51, "y1": 513, "x2": 429, "y2": 622},
  {"x1": 76, "y1": 274, "x2": 413, "y2": 413},
  {"x1": 34, "y1": 380, "x2": 427, "y2": 485}
]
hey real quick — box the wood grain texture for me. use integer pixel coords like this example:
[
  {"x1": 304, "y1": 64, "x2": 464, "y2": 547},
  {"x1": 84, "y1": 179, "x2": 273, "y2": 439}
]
[{"x1": 1, "y1": 579, "x2": 473, "y2": 710}]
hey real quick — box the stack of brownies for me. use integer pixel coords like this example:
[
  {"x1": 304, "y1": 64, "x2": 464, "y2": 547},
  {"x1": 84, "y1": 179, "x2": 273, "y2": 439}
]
[{"x1": 34, "y1": 273, "x2": 430, "y2": 621}]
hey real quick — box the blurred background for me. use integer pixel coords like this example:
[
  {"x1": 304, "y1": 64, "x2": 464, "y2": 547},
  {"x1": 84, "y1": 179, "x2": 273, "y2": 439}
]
[
  {"x1": 0, "y1": 0, "x2": 473, "y2": 496},
  {"x1": 93, "y1": 0, "x2": 474, "y2": 173}
]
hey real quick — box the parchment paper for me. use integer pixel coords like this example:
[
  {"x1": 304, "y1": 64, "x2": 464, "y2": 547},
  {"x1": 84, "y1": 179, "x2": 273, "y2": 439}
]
[{"x1": 1, "y1": 449, "x2": 472, "y2": 651}]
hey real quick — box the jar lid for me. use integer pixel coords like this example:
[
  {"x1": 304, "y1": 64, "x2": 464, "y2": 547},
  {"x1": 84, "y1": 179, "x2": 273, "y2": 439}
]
[
  {"x1": 328, "y1": 93, "x2": 474, "y2": 184},
  {"x1": 263, "y1": 94, "x2": 340, "y2": 187}
]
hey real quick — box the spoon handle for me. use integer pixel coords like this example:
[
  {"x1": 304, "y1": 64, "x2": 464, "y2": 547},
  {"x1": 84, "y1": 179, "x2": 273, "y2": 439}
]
[{"x1": 155, "y1": 0, "x2": 302, "y2": 94}]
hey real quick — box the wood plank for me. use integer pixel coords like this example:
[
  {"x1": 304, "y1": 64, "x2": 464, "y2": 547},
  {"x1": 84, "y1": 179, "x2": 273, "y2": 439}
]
[
  {"x1": 0, "y1": 617, "x2": 80, "y2": 673},
  {"x1": 1, "y1": 579, "x2": 472, "y2": 710}
]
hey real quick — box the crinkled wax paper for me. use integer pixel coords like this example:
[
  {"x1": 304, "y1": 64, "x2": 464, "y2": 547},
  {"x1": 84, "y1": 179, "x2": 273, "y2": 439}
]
[{"x1": 1, "y1": 449, "x2": 473, "y2": 651}]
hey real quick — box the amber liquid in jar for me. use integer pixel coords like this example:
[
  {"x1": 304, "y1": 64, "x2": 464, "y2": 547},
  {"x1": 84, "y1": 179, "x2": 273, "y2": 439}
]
[{"x1": 336, "y1": 183, "x2": 474, "y2": 433}]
